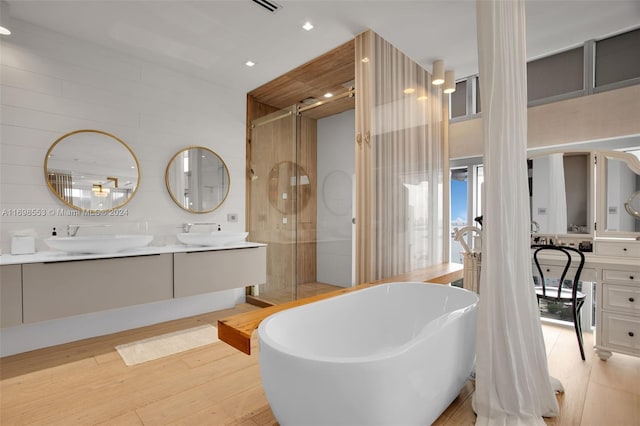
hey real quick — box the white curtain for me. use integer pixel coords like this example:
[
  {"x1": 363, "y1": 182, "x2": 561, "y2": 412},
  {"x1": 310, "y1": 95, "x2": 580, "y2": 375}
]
[
  {"x1": 355, "y1": 30, "x2": 444, "y2": 283},
  {"x1": 473, "y1": 1, "x2": 561, "y2": 424}
]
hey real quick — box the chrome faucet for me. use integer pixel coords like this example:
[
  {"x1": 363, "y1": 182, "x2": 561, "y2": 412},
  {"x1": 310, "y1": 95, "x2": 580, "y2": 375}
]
[
  {"x1": 181, "y1": 222, "x2": 219, "y2": 233},
  {"x1": 531, "y1": 221, "x2": 540, "y2": 233},
  {"x1": 67, "y1": 224, "x2": 112, "y2": 237}
]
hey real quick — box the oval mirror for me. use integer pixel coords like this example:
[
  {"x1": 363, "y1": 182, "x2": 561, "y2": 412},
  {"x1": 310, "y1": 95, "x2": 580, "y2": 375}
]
[
  {"x1": 600, "y1": 150, "x2": 640, "y2": 235},
  {"x1": 44, "y1": 129, "x2": 140, "y2": 212},
  {"x1": 165, "y1": 147, "x2": 230, "y2": 213},
  {"x1": 268, "y1": 161, "x2": 311, "y2": 214}
]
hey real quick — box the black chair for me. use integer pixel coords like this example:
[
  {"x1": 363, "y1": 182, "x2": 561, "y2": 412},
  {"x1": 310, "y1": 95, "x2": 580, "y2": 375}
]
[{"x1": 532, "y1": 244, "x2": 587, "y2": 360}]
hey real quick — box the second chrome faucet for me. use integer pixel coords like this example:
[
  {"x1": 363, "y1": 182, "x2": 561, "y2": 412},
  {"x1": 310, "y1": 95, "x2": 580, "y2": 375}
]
[{"x1": 181, "y1": 222, "x2": 220, "y2": 233}]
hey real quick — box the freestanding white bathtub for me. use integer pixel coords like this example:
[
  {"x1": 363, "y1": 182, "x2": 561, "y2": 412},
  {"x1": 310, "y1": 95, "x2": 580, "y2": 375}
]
[{"x1": 258, "y1": 282, "x2": 478, "y2": 426}]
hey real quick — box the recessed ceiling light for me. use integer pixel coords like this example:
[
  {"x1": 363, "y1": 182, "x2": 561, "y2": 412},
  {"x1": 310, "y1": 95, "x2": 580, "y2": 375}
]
[
  {"x1": 361, "y1": 57, "x2": 369, "y2": 63},
  {"x1": 417, "y1": 95, "x2": 428, "y2": 101},
  {"x1": 245, "y1": 60, "x2": 256, "y2": 67},
  {"x1": 323, "y1": 93, "x2": 333, "y2": 98},
  {"x1": 302, "y1": 22, "x2": 314, "y2": 31},
  {"x1": 0, "y1": 26, "x2": 10, "y2": 36},
  {"x1": 403, "y1": 88, "x2": 415, "y2": 94}
]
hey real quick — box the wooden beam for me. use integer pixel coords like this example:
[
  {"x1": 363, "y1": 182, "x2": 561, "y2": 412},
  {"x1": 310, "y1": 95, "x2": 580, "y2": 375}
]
[{"x1": 218, "y1": 262, "x2": 464, "y2": 354}]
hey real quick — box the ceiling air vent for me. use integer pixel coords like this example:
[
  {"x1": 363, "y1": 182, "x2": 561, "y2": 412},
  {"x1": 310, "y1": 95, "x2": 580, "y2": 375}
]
[{"x1": 252, "y1": 0, "x2": 282, "y2": 13}]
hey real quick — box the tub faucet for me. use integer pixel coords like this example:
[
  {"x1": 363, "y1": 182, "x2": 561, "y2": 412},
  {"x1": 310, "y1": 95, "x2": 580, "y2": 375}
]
[
  {"x1": 67, "y1": 224, "x2": 112, "y2": 237},
  {"x1": 181, "y1": 222, "x2": 218, "y2": 233}
]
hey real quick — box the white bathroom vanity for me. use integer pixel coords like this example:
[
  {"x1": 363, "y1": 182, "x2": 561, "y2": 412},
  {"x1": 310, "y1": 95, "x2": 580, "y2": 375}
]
[
  {"x1": 529, "y1": 149, "x2": 640, "y2": 360},
  {"x1": 0, "y1": 243, "x2": 266, "y2": 356}
]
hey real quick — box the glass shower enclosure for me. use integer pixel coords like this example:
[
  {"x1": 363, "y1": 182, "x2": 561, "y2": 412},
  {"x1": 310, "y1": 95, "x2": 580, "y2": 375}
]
[{"x1": 249, "y1": 106, "x2": 299, "y2": 303}]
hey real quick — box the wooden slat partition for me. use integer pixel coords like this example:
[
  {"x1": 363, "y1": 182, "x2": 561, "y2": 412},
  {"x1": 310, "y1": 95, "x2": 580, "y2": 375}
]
[{"x1": 218, "y1": 262, "x2": 463, "y2": 354}]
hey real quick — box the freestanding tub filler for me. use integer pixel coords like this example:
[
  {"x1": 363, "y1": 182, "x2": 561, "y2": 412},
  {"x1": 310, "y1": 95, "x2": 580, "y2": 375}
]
[{"x1": 258, "y1": 282, "x2": 479, "y2": 425}]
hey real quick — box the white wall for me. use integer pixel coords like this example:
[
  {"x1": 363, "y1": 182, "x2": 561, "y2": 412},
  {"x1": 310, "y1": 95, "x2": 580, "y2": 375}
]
[
  {"x1": 316, "y1": 109, "x2": 355, "y2": 287},
  {"x1": 0, "y1": 19, "x2": 247, "y2": 251},
  {"x1": 0, "y1": 20, "x2": 249, "y2": 355}
]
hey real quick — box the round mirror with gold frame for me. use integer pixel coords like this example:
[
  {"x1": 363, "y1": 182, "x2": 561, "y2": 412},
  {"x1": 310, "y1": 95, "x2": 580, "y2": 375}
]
[
  {"x1": 165, "y1": 146, "x2": 230, "y2": 213},
  {"x1": 44, "y1": 129, "x2": 140, "y2": 212}
]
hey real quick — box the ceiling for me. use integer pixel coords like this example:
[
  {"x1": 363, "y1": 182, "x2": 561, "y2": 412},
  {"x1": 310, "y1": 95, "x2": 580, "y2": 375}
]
[{"x1": 4, "y1": 0, "x2": 640, "y2": 95}]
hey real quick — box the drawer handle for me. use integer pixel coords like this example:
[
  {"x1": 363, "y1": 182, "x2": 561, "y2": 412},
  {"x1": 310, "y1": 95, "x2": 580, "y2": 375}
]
[
  {"x1": 630, "y1": 297, "x2": 636, "y2": 303},
  {"x1": 629, "y1": 332, "x2": 635, "y2": 337},
  {"x1": 546, "y1": 268, "x2": 550, "y2": 273},
  {"x1": 631, "y1": 276, "x2": 635, "y2": 280},
  {"x1": 623, "y1": 248, "x2": 627, "y2": 252}
]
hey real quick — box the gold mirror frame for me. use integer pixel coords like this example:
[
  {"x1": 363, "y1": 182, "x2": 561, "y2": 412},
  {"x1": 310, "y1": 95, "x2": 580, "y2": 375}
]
[
  {"x1": 44, "y1": 129, "x2": 141, "y2": 213},
  {"x1": 165, "y1": 146, "x2": 230, "y2": 214}
]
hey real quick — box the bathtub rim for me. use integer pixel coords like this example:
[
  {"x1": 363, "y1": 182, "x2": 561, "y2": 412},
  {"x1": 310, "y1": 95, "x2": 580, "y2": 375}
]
[{"x1": 258, "y1": 282, "x2": 478, "y2": 364}]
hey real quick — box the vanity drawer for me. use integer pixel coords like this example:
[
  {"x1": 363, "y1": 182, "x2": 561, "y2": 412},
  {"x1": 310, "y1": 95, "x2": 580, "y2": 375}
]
[
  {"x1": 602, "y1": 284, "x2": 640, "y2": 315},
  {"x1": 22, "y1": 254, "x2": 173, "y2": 323},
  {"x1": 0, "y1": 264, "x2": 22, "y2": 328},
  {"x1": 534, "y1": 264, "x2": 596, "y2": 283},
  {"x1": 600, "y1": 312, "x2": 640, "y2": 355},
  {"x1": 595, "y1": 241, "x2": 640, "y2": 258},
  {"x1": 602, "y1": 269, "x2": 639, "y2": 284}
]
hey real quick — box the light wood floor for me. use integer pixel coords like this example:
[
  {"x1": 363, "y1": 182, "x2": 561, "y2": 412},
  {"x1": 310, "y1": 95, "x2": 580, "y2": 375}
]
[{"x1": 1, "y1": 304, "x2": 639, "y2": 425}]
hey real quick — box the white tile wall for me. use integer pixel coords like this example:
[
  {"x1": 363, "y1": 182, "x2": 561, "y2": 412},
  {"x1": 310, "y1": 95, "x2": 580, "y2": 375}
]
[
  {"x1": 0, "y1": 19, "x2": 250, "y2": 354},
  {"x1": 316, "y1": 109, "x2": 355, "y2": 287},
  {"x1": 0, "y1": 19, "x2": 247, "y2": 252}
]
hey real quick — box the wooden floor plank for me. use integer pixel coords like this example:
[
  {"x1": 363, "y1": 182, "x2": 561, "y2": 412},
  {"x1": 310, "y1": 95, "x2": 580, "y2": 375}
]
[
  {"x1": 544, "y1": 327, "x2": 595, "y2": 426},
  {"x1": 589, "y1": 351, "x2": 640, "y2": 397},
  {"x1": 136, "y1": 364, "x2": 261, "y2": 425},
  {"x1": 580, "y1": 382, "x2": 640, "y2": 426}
]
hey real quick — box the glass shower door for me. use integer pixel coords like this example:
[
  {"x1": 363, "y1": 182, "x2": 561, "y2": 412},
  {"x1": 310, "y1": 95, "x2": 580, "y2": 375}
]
[{"x1": 249, "y1": 107, "x2": 298, "y2": 303}]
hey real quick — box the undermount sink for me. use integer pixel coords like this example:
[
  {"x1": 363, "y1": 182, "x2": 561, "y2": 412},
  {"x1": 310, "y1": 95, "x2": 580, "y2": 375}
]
[
  {"x1": 176, "y1": 231, "x2": 248, "y2": 247},
  {"x1": 44, "y1": 234, "x2": 154, "y2": 254}
]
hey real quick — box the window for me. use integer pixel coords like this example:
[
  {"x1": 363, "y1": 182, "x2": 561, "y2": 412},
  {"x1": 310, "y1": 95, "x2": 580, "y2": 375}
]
[
  {"x1": 450, "y1": 80, "x2": 468, "y2": 119},
  {"x1": 448, "y1": 28, "x2": 640, "y2": 121},
  {"x1": 527, "y1": 47, "x2": 584, "y2": 102},
  {"x1": 595, "y1": 28, "x2": 640, "y2": 87},
  {"x1": 450, "y1": 167, "x2": 469, "y2": 264}
]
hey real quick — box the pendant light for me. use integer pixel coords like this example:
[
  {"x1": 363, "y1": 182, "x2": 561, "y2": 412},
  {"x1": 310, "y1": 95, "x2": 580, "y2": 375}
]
[
  {"x1": 0, "y1": 1, "x2": 11, "y2": 35},
  {"x1": 432, "y1": 60, "x2": 444, "y2": 85},
  {"x1": 444, "y1": 70, "x2": 456, "y2": 94}
]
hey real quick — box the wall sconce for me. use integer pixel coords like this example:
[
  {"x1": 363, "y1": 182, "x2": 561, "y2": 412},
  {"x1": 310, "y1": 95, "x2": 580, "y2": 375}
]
[
  {"x1": 92, "y1": 184, "x2": 110, "y2": 197},
  {"x1": 432, "y1": 60, "x2": 444, "y2": 85},
  {"x1": 106, "y1": 176, "x2": 119, "y2": 188},
  {"x1": 444, "y1": 70, "x2": 456, "y2": 94}
]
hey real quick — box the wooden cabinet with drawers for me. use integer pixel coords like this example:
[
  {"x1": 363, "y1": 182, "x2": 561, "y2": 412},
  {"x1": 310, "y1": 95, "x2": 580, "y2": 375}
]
[{"x1": 595, "y1": 257, "x2": 640, "y2": 360}]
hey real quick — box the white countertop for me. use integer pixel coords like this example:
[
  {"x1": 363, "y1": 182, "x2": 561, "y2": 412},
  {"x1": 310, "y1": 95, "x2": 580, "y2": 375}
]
[{"x1": 0, "y1": 242, "x2": 266, "y2": 265}]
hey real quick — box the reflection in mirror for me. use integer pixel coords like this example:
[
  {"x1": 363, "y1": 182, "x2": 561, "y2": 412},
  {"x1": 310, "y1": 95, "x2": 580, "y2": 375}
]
[
  {"x1": 268, "y1": 161, "x2": 311, "y2": 215},
  {"x1": 604, "y1": 151, "x2": 640, "y2": 233},
  {"x1": 166, "y1": 147, "x2": 229, "y2": 213},
  {"x1": 530, "y1": 152, "x2": 590, "y2": 235},
  {"x1": 45, "y1": 130, "x2": 140, "y2": 212},
  {"x1": 625, "y1": 191, "x2": 640, "y2": 219}
]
